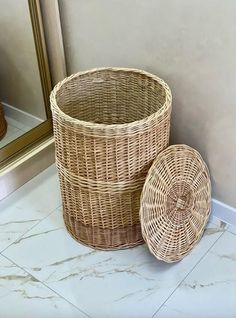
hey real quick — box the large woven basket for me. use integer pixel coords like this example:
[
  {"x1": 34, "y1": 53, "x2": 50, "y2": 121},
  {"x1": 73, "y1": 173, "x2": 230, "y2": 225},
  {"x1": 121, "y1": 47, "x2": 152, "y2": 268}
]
[
  {"x1": 140, "y1": 144, "x2": 211, "y2": 262},
  {"x1": 50, "y1": 67, "x2": 172, "y2": 250},
  {"x1": 0, "y1": 102, "x2": 7, "y2": 140}
]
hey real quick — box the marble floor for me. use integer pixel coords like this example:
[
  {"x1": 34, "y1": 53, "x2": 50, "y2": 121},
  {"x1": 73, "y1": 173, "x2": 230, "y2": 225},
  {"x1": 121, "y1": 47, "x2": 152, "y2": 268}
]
[{"x1": 0, "y1": 165, "x2": 236, "y2": 318}]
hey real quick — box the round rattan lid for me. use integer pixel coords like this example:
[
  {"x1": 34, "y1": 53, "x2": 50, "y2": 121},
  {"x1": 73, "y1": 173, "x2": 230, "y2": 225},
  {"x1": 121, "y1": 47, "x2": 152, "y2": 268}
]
[{"x1": 140, "y1": 144, "x2": 211, "y2": 263}]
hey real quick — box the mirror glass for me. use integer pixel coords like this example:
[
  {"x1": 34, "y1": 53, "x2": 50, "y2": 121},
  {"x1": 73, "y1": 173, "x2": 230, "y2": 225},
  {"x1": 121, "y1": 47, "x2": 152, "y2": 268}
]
[{"x1": 0, "y1": 0, "x2": 47, "y2": 149}]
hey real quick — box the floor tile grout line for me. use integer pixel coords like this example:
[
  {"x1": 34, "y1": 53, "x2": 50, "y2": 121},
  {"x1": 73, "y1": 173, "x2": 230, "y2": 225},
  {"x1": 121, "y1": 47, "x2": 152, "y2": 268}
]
[
  {"x1": 150, "y1": 230, "x2": 226, "y2": 318},
  {"x1": 1, "y1": 253, "x2": 92, "y2": 318},
  {"x1": 41, "y1": 281, "x2": 92, "y2": 318},
  {"x1": 0, "y1": 203, "x2": 62, "y2": 255}
]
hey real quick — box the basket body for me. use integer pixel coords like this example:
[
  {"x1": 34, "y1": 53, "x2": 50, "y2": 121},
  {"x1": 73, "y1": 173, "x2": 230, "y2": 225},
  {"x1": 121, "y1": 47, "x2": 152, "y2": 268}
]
[
  {"x1": 50, "y1": 68, "x2": 172, "y2": 250},
  {"x1": 0, "y1": 103, "x2": 7, "y2": 140}
]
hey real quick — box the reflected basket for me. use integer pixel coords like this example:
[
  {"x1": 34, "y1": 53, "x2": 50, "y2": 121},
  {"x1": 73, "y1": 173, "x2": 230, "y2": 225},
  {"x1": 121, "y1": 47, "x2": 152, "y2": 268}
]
[{"x1": 0, "y1": 102, "x2": 7, "y2": 140}]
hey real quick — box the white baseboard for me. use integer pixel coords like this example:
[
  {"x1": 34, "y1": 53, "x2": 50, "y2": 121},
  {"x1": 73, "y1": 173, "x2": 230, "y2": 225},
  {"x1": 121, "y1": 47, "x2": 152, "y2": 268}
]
[
  {"x1": 2, "y1": 102, "x2": 44, "y2": 130},
  {"x1": 211, "y1": 198, "x2": 236, "y2": 227}
]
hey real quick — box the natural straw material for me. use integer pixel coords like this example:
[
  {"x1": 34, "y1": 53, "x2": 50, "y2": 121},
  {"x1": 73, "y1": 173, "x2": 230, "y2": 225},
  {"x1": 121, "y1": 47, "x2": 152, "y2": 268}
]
[
  {"x1": 50, "y1": 67, "x2": 172, "y2": 250},
  {"x1": 140, "y1": 144, "x2": 211, "y2": 262},
  {"x1": 0, "y1": 102, "x2": 7, "y2": 140}
]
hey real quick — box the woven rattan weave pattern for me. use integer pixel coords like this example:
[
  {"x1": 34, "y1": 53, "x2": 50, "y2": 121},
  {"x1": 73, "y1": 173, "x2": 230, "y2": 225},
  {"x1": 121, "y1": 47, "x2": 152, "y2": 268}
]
[
  {"x1": 140, "y1": 144, "x2": 211, "y2": 262},
  {"x1": 50, "y1": 67, "x2": 172, "y2": 250},
  {"x1": 0, "y1": 102, "x2": 7, "y2": 140}
]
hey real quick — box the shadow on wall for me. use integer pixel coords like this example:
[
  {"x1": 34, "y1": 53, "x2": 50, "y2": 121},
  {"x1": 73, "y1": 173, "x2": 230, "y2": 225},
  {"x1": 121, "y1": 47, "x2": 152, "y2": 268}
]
[
  {"x1": 0, "y1": 48, "x2": 30, "y2": 107},
  {"x1": 169, "y1": 74, "x2": 236, "y2": 206}
]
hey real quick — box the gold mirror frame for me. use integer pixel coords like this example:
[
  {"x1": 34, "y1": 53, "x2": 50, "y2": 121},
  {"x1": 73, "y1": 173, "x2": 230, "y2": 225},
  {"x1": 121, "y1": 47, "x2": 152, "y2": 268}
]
[{"x1": 0, "y1": 0, "x2": 53, "y2": 166}]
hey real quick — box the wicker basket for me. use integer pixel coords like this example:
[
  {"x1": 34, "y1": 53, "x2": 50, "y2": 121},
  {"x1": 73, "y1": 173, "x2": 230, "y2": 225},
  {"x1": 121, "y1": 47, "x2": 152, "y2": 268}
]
[
  {"x1": 50, "y1": 67, "x2": 172, "y2": 250},
  {"x1": 0, "y1": 102, "x2": 7, "y2": 140},
  {"x1": 140, "y1": 144, "x2": 211, "y2": 262}
]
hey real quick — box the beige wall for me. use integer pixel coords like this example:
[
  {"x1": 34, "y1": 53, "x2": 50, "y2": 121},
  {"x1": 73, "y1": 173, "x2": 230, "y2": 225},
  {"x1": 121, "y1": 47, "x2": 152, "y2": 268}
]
[
  {"x1": 59, "y1": 0, "x2": 236, "y2": 207},
  {"x1": 0, "y1": 0, "x2": 46, "y2": 119}
]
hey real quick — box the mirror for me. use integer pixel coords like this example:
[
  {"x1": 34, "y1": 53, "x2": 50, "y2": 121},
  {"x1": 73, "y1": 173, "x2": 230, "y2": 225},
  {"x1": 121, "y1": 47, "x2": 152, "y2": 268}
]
[{"x1": 0, "y1": 0, "x2": 52, "y2": 164}]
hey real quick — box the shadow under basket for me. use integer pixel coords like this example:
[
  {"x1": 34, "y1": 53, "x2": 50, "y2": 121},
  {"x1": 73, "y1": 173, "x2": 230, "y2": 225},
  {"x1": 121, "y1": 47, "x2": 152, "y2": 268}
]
[{"x1": 50, "y1": 67, "x2": 172, "y2": 250}]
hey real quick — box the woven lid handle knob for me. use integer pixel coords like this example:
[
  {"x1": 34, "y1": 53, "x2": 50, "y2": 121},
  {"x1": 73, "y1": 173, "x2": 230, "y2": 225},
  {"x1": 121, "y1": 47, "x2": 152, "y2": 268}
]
[{"x1": 176, "y1": 198, "x2": 186, "y2": 209}]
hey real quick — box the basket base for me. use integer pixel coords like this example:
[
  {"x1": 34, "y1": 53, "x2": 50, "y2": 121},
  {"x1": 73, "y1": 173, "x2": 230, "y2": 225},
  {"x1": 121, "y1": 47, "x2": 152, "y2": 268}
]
[{"x1": 63, "y1": 214, "x2": 144, "y2": 250}]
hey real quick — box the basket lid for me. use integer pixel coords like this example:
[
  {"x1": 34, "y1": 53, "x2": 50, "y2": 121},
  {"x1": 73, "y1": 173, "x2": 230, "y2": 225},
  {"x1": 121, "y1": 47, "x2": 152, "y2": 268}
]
[{"x1": 140, "y1": 144, "x2": 211, "y2": 263}]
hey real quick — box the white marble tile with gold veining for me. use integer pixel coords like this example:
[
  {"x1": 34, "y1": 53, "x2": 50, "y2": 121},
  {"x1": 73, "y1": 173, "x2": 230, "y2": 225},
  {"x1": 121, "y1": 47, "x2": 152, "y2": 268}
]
[
  {"x1": 3, "y1": 208, "x2": 226, "y2": 318},
  {"x1": 0, "y1": 165, "x2": 61, "y2": 252},
  {"x1": 0, "y1": 254, "x2": 89, "y2": 318},
  {"x1": 154, "y1": 231, "x2": 236, "y2": 318},
  {"x1": 153, "y1": 305, "x2": 190, "y2": 318}
]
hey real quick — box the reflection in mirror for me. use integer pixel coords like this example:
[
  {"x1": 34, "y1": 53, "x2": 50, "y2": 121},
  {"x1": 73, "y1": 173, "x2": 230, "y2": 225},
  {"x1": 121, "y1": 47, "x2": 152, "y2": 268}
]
[{"x1": 0, "y1": 0, "x2": 47, "y2": 149}]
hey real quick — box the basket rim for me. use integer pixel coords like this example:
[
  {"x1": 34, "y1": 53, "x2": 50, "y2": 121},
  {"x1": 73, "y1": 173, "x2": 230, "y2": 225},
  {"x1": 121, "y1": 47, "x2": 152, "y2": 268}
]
[{"x1": 50, "y1": 67, "x2": 172, "y2": 130}]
